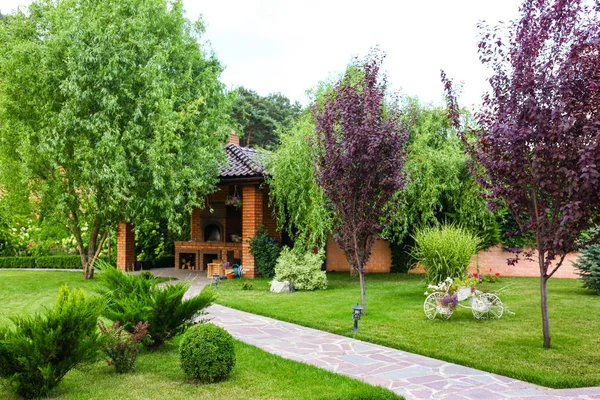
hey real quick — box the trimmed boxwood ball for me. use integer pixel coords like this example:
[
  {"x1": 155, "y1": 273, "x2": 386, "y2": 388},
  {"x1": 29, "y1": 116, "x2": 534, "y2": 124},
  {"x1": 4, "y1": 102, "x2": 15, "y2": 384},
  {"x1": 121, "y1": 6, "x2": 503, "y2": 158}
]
[{"x1": 179, "y1": 323, "x2": 236, "y2": 382}]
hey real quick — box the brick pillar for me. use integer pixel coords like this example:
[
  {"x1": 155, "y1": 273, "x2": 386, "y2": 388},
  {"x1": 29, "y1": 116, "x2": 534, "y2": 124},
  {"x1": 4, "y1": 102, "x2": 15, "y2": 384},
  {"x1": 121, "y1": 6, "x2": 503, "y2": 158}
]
[
  {"x1": 117, "y1": 222, "x2": 135, "y2": 271},
  {"x1": 242, "y1": 185, "x2": 263, "y2": 278}
]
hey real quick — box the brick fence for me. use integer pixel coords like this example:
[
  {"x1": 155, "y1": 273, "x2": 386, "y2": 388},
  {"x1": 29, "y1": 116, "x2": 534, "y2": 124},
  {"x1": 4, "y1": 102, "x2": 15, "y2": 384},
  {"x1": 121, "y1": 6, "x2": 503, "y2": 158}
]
[{"x1": 325, "y1": 240, "x2": 582, "y2": 279}]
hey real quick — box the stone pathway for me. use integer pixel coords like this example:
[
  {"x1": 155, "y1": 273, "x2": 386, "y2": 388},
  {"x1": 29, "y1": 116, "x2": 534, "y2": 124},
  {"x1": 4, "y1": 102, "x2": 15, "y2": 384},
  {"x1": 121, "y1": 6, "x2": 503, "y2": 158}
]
[{"x1": 206, "y1": 304, "x2": 600, "y2": 400}]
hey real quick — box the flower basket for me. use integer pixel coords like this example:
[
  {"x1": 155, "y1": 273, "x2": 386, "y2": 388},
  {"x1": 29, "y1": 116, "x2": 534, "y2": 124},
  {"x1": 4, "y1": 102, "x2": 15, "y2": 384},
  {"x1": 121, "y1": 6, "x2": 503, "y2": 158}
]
[
  {"x1": 456, "y1": 286, "x2": 471, "y2": 302},
  {"x1": 472, "y1": 298, "x2": 490, "y2": 313},
  {"x1": 225, "y1": 195, "x2": 242, "y2": 209}
]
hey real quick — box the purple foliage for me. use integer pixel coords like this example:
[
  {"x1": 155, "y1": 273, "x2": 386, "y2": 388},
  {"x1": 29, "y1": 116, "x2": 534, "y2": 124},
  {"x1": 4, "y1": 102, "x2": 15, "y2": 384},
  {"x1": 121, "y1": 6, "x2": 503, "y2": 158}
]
[
  {"x1": 443, "y1": 0, "x2": 600, "y2": 347},
  {"x1": 311, "y1": 49, "x2": 412, "y2": 311}
]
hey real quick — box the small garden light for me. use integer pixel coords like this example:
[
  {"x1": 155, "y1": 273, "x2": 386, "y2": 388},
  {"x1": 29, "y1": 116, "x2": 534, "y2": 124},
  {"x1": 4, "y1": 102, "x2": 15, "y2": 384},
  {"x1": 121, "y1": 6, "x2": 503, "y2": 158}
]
[
  {"x1": 351, "y1": 303, "x2": 364, "y2": 331},
  {"x1": 213, "y1": 273, "x2": 220, "y2": 290}
]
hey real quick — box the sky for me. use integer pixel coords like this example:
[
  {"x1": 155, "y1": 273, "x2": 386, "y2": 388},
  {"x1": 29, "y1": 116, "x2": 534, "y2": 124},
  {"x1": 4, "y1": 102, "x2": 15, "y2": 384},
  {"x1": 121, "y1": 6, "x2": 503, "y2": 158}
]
[{"x1": 0, "y1": 0, "x2": 523, "y2": 110}]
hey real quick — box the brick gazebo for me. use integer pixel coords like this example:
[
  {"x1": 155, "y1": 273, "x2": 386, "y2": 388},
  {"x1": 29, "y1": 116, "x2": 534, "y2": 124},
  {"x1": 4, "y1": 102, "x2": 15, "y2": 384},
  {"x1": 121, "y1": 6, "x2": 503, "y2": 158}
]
[{"x1": 116, "y1": 133, "x2": 279, "y2": 278}]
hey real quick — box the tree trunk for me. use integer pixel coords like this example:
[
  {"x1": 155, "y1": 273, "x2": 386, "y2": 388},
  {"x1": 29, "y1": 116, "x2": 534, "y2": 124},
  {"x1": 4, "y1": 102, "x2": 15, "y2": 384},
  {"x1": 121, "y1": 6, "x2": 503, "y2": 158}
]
[
  {"x1": 83, "y1": 259, "x2": 94, "y2": 280},
  {"x1": 359, "y1": 268, "x2": 367, "y2": 315},
  {"x1": 540, "y1": 275, "x2": 551, "y2": 348}
]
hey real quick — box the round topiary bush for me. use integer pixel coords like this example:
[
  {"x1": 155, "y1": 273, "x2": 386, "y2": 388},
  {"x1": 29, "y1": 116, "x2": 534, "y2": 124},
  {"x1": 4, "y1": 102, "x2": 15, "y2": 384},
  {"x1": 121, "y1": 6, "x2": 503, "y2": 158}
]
[{"x1": 179, "y1": 323, "x2": 236, "y2": 382}]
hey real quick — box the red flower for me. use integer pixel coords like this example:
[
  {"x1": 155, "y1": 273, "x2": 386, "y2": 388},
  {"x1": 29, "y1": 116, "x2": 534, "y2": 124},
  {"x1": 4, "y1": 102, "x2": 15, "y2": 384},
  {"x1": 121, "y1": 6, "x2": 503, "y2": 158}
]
[
  {"x1": 471, "y1": 287, "x2": 476, "y2": 293},
  {"x1": 473, "y1": 273, "x2": 478, "y2": 277},
  {"x1": 489, "y1": 277, "x2": 493, "y2": 282},
  {"x1": 495, "y1": 273, "x2": 500, "y2": 276}
]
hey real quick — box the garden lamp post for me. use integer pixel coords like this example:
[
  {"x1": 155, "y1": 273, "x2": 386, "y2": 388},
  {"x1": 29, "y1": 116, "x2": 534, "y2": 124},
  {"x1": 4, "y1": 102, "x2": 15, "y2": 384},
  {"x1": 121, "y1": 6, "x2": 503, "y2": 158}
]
[
  {"x1": 213, "y1": 273, "x2": 220, "y2": 290},
  {"x1": 352, "y1": 304, "x2": 364, "y2": 331}
]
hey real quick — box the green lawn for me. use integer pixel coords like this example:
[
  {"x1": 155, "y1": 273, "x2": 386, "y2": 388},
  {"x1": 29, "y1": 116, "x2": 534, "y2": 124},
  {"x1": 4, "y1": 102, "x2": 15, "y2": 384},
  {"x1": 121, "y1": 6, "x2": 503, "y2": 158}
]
[
  {"x1": 0, "y1": 271, "x2": 399, "y2": 400},
  {"x1": 214, "y1": 272, "x2": 600, "y2": 389}
]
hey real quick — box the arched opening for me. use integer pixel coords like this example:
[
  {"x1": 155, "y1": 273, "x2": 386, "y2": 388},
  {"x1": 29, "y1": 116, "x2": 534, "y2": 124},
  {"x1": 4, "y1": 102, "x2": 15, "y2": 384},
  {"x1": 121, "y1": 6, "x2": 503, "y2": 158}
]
[{"x1": 203, "y1": 221, "x2": 223, "y2": 242}]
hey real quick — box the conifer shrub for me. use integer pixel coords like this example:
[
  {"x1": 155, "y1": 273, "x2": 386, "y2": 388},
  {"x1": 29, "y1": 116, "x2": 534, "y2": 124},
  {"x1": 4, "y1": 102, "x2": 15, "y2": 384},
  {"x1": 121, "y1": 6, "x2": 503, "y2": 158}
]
[
  {"x1": 179, "y1": 323, "x2": 236, "y2": 382},
  {"x1": 0, "y1": 286, "x2": 103, "y2": 399},
  {"x1": 248, "y1": 225, "x2": 281, "y2": 277},
  {"x1": 573, "y1": 244, "x2": 600, "y2": 294},
  {"x1": 98, "y1": 262, "x2": 215, "y2": 347}
]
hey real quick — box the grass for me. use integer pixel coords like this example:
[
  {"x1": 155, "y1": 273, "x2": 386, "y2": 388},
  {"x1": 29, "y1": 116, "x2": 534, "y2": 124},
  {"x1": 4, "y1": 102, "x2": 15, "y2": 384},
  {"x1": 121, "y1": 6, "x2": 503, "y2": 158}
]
[
  {"x1": 214, "y1": 272, "x2": 600, "y2": 389},
  {"x1": 0, "y1": 271, "x2": 400, "y2": 400}
]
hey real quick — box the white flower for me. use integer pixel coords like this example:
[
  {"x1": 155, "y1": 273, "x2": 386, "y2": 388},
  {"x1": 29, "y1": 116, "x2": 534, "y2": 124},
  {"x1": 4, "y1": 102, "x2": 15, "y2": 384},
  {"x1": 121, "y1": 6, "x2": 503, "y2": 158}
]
[{"x1": 424, "y1": 291, "x2": 429, "y2": 295}]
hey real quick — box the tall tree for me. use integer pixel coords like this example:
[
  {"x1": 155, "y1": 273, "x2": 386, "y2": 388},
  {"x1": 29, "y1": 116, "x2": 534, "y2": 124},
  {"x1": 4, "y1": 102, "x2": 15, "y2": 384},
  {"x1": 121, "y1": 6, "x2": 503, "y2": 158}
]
[
  {"x1": 265, "y1": 112, "x2": 333, "y2": 252},
  {"x1": 312, "y1": 50, "x2": 413, "y2": 313},
  {"x1": 443, "y1": 0, "x2": 600, "y2": 347},
  {"x1": 384, "y1": 104, "x2": 500, "y2": 271},
  {"x1": 0, "y1": 0, "x2": 231, "y2": 279},
  {"x1": 231, "y1": 87, "x2": 302, "y2": 148}
]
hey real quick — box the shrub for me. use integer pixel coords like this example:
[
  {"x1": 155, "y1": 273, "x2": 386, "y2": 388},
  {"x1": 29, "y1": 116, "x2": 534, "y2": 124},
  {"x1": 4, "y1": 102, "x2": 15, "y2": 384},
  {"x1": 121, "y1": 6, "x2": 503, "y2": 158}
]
[
  {"x1": 98, "y1": 320, "x2": 149, "y2": 373},
  {"x1": 0, "y1": 286, "x2": 103, "y2": 399},
  {"x1": 274, "y1": 247, "x2": 327, "y2": 290},
  {"x1": 0, "y1": 256, "x2": 36, "y2": 268},
  {"x1": 36, "y1": 255, "x2": 83, "y2": 269},
  {"x1": 411, "y1": 224, "x2": 482, "y2": 284},
  {"x1": 98, "y1": 262, "x2": 215, "y2": 347},
  {"x1": 248, "y1": 225, "x2": 281, "y2": 277},
  {"x1": 179, "y1": 323, "x2": 236, "y2": 382},
  {"x1": 573, "y1": 244, "x2": 600, "y2": 293}
]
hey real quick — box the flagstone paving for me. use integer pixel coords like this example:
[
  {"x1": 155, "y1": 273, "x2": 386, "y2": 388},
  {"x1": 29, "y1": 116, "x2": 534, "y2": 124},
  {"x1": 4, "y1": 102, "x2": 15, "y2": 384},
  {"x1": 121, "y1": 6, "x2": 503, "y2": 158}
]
[{"x1": 205, "y1": 304, "x2": 600, "y2": 400}]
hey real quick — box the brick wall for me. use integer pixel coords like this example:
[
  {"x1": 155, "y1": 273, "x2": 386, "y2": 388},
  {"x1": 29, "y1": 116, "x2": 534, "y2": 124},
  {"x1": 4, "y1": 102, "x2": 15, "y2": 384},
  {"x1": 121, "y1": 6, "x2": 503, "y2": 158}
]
[
  {"x1": 326, "y1": 239, "x2": 581, "y2": 278},
  {"x1": 465, "y1": 245, "x2": 581, "y2": 278},
  {"x1": 325, "y1": 237, "x2": 392, "y2": 273},
  {"x1": 116, "y1": 222, "x2": 135, "y2": 271}
]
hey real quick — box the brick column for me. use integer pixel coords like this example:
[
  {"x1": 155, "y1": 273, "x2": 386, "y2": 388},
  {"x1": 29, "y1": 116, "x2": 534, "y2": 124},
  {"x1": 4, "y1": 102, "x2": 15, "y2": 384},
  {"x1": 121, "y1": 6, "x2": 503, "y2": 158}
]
[
  {"x1": 117, "y1": 222, "x2": 135, "y2": 271},
  {"x1": 242, "y1": 185, "x2": 263, "y2": 278}
]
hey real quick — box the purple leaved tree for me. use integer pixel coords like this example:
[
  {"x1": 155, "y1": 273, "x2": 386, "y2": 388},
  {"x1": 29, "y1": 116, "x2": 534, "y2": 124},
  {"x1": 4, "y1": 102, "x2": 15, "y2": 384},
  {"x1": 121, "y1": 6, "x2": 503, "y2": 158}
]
[
  {"x1": 443, "y1": 0, "x2": 600, "y2": 348},
  {"x1": 312, "y1": 50, "x2": 412, "y2": 314}
]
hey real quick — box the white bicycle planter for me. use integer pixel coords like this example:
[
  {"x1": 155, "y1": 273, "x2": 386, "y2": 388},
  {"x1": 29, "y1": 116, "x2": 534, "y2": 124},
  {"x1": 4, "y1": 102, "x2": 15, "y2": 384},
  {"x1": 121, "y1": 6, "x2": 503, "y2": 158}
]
[{"x1": 424, "y1": 286, "x2": 504, "y2": 320}]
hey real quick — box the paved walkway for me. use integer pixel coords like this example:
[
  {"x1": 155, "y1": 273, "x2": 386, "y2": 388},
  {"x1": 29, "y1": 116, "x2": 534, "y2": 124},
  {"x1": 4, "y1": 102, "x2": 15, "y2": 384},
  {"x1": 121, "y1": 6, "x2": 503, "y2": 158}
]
[{"x1": 206, "y1": 304, "x2": 600, "y2": 400}]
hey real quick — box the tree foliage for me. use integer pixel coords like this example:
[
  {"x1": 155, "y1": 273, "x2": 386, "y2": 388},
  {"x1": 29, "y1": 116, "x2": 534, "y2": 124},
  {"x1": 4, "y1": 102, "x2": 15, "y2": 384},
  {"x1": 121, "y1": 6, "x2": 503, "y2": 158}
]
[
  {"x1": 231, "y1": 87, "x2": 302, "y2": 148},
  {"x1": 312, "y1": 50, "x2": 413, "y2": 312},
  {"x1": 0, "y1": 0, "x2": 231, "y2": 278},
  {"x1": 443, "y1": 0, "x2": 600, "y2": 348},
  {"x1": 264, "y1": 112, "x2": 333, "y2": 252},
  {"x1": 384, "y1": 104, "x2": 499, "y2": 272}
]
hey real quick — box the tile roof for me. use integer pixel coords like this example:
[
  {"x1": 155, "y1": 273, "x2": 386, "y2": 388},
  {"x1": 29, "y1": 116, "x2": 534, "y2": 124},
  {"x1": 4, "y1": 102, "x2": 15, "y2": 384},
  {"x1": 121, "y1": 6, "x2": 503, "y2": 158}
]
[{"x1": 219, "y1": 143, "x2": 268, "y2": 178}]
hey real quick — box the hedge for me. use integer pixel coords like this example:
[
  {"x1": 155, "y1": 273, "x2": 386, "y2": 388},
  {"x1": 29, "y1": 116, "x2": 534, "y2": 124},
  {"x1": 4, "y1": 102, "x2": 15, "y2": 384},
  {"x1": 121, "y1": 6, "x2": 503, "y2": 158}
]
[
  {"x1": 0, "y1": 255, "x2": 165, "y2": 270},
  {"x1": 0, "y1": 255, "x2": 113, "y2": 269},
  {"x1": 0, "y1": 257, "x2": 37, "y2": 268},
  {"x1": 36, "y1": 255, "x2": 83, "y2": 269}
]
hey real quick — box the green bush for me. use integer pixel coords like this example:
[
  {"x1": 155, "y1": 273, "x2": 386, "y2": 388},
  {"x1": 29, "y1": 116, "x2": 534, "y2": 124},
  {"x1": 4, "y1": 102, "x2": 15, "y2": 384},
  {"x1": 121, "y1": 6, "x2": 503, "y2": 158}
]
[
  {"x1": 411, "y1": 224, "x2": 482, "y2": 284},
  {"x1": 0, "y1": 256, "x2": 36, "y2": 268},
  {"x1": 573, "y1": 244, "x2": 600, "y2": 293},
  {"x1": 0, "y1": 286, "x2": 103, "y2": 399},
  {"x1": 98, "y1": 262, "x2": 215, "y2": 347},
  {"x1": 36, "y1": 255, "x2": 83, "y2": 269},
  {"x1": 274, "y1": 247, "x2": 327, "y2": 290},
  {"x1": 248, "y1": 225, "x2": 281, "y2": 277},
  {"x1": 179, "y1": 323, "x2": 236, "y2": 382}
]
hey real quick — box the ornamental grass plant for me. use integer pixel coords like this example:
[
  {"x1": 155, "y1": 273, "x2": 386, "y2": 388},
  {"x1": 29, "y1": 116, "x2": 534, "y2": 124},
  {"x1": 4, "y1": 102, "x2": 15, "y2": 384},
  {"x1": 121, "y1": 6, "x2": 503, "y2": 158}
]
[{"x1": 411, "y1": 224, "x2": 482, "y2": 284}]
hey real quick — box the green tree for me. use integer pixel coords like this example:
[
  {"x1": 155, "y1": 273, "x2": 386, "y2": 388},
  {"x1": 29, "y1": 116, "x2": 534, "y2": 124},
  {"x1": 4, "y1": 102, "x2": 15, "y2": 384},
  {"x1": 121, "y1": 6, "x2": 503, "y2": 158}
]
[
  {"x1": 0, "y1": 0, "x2": 231, "y2": 279},
  {"x1": 232, "y1": 87, "x2": 302, "y2": 148},
  {"x1": 384, "y1": 103, "x2": 499, "y2": 272},
  {"x1": 265, "y1": 112, "x2": 333, "y2": 252}
]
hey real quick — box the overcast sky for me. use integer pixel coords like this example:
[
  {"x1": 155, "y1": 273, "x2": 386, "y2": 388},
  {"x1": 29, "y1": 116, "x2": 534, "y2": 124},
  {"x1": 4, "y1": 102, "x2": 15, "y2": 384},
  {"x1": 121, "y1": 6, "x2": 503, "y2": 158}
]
[{"x1": 1, "y1": 0, "x2": 522, "y2": 110}]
